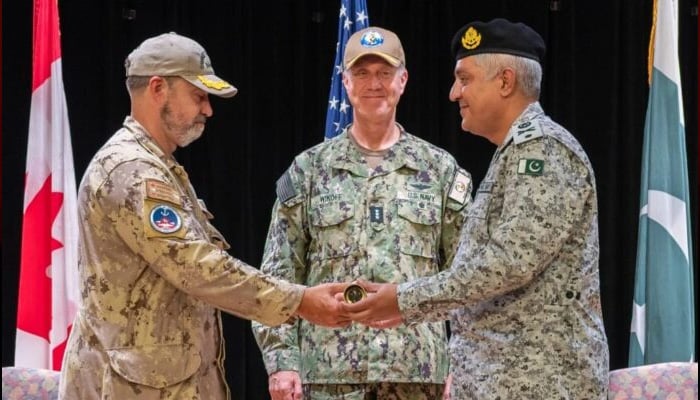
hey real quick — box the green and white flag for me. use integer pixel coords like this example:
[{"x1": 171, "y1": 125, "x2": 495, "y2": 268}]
[{"x1": 629, "y1": 0, "x2": 695, "y2": 366}]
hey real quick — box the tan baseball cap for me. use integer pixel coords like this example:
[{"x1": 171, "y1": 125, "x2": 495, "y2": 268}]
[
  {"x1": 125, "y1": 32, "x2": 237, "y2": 98},
  {"x1": 343, "y1": 27, "x2": 405, "y2": 69}
]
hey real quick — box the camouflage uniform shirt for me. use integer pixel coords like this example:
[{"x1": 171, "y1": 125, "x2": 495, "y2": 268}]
[
  {"x1": 252, "y1": 126, "x2": 471, "y2": 384},
  {"x1": 398, "y1": 103, "x2": 610, "y2": 399},
  {"x1": 59, "y1": 117, "x2": 304, "y2": 400}
]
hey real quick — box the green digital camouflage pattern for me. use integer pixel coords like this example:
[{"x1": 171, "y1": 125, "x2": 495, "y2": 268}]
[
  {"x1": 303, "y1": 382, "x2": 443, "y2": 399},
  {"x1": 59, "y1": 117, "x2": 304, "y2": 400},
  {"x1": 397, "y1": 103, "x2": 609, "y2": 399},
  {"x1": 252, "y1": 126, "x2": 471, "y2": 385}
]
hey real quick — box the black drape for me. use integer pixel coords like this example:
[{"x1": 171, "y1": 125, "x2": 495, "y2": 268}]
[{"x1": 2, "y1": 1, "x2": 697, "y2": 399}]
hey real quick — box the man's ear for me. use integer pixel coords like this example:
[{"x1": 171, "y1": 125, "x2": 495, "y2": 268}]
[
  {"x1": 499, "y1": 68, "x2": 516, "y2": 96},
  {"x1": 398, "y1": 68, "x2": 408, "y2": 93},
  {"x1": 148, "y1": 76, "x2": 169, "y2": 102},
  {"x1": 341, "y1": 71, "x2": 350, "y2": 91}
]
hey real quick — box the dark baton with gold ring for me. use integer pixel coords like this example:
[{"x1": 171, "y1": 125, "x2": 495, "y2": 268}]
[{"x1": 343, "y1": 284, "x2": 367, "y2": 303}]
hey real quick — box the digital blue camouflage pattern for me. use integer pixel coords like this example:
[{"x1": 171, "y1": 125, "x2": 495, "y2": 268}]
[
  {"x1": 252, "y1": 125, "x2": 471, "y2": 386},
  {"x1": 398, "y1": 103, "x2": 609, "y2": 399}
]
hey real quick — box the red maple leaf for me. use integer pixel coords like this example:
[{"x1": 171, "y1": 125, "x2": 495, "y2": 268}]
[{"x1": 16, "y1": 174, "x2": 64, "y2": 340}]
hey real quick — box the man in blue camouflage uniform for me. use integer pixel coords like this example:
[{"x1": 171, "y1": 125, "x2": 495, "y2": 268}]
[
  {"x1": 343, "y1": 19, "x2": 610, "y2": 399},
  {"x1": 252, "y1": 27, "x2": 471, "y2": 400},
  {"x1": 58, "y1": 32, "x2": 350, "y2": 400}
]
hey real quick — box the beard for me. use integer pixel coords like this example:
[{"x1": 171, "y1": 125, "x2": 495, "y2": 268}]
[{"x1": 161, "y1": 103, "x2": 206, "y2": 148}]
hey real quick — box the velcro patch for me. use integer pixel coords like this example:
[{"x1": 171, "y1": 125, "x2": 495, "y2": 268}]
[
  {"x1": 517, "y1": 159, "x2": 545, "y2": 175},
  {"x1": 276, "y1": 171, "x2": 298, "y2": 204},
  {"x1": 145, "y1": 179, "x2": 181, "y2": 206},
  {"x1": 149, "y1": 204, "x2": 183, "y2": 234},
  {"x1": 448, "y1": 169, "x2": 471, "y2": 205},
  {"x1": 513, "y1": 120, "x2": 543, "y2": 145}
]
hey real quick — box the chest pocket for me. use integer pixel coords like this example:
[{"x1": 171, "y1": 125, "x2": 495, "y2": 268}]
[
  {"x1": 308, "y1": 194, "x2": 357, "y2": 260},
  {"x1": 396, "y1": 197, "x2": 440, "y2": 259}
]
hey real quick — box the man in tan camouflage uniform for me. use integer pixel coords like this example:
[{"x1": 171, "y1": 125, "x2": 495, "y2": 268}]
[
  {"x1": 58, "y1": 32, "x2": 351, "y2": 400},
  {"x1": 252, "y1": 27, "x2": 471, "y2": 400},
  {"x1": 343, "y1": 19, "x2": 610, "y2": 399}
]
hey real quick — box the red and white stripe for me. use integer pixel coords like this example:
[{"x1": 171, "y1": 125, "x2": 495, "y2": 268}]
[{"x1": 15, "y1": 0, "x2": 79, "y2": 371}]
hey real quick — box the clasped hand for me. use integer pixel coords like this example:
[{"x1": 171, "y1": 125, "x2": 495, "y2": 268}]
[{"x1": 295, "y1": 280, "x2": 403, "y2": 329}]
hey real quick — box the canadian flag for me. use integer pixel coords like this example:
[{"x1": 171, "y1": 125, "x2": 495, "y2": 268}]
[{"x1": 15, "y1": 0, "x2": 80, "y2": 371}]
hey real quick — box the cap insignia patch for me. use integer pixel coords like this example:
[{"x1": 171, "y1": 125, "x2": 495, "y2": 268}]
[
  {"x1": 461, "y1": 27, "x2": 481, "y2": 50},
  {"x1": 360, "y1": 30, "x2": 384, "y2": 48},
  {"x1": 150, "y1": 204, "x2": 183, "y2": 234},
  {"x1": 197, "y1": 75, "x2": 231, "y2": 90}
]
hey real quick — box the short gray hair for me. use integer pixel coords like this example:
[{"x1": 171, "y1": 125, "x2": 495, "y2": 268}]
[
  {"x1": 125, "y1": 76, "x2": 178, "y2": 95},
  {"x1": 472, "y1": 53, "x2": 542, "y2": 99}
]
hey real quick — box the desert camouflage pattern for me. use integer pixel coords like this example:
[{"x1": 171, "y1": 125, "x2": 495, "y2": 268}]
[
  {"x1": 397, "y1": 103, "x2": 609, "y2": 399},
  {"x1": 59, "y1": 117, "x2": 304, "y2": 400},
  {"x1": 252, "y1": 126, "x2": 471, "y2": 387}
]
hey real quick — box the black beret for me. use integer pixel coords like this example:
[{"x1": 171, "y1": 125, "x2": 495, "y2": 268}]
[{"x1": 451, "y1": 18, "x2": 546, "y2": 64}]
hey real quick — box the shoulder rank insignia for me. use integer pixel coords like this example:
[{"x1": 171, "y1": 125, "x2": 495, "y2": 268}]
[
  {"x1": 513, "y1": 120, "x2": 543, "y2": 145},
  {"x1": 149, "y1": 204, "x2": 182, "y2": 234},
  {"x1": 145, "y1": 179, "x2": 181, "y2": 206},
  {"x1": 276, "y1": 171, "x2": 298, "y2": 203},
  {"x1": 517, "y1": 158, "x2": 545, "y2": 176},
  {"x1": 448, "y1": 169, "x2": 471, "y2": 205}
]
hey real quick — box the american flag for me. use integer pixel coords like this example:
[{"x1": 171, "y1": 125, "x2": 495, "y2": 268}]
[{"x1": 324, "y1": 0, "x2": 369, "y2": 139}]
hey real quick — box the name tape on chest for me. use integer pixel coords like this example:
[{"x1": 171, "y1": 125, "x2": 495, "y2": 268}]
[
  {"x1": 448, "y1": 169, "x2": 471, "y2": 205},
  {"x1": 513, "y1": 120, "x2": 544, "y2": 145},
  {"x1": 145, "y1": 179, "x2": 182, "y2": 206}
]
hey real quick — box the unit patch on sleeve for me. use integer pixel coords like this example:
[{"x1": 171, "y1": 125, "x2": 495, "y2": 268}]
[
  {"x1": 448, "y1": 169, "x2": 471, "y2": 205},
  {"x1": 145, "y1": 179, "x2": 182, "y2": 206},
  {"x1": 149, "y1": 204, "x2": 183, "y2": 234}
]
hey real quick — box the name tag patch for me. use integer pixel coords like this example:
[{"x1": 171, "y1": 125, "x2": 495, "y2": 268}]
[{"x1": 145, "y1": 179, "x2": 181, "y2": 206}]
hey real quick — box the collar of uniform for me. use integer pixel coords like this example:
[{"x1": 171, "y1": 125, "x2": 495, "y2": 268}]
[
  {"x1": 122, "y1": 116, "x2": 180, "y2": 170},
  {"x1": 498, "y1": 101, "x2": 545, "y2": 152},
  {"x1": 329, "y1": 123, "x2": 420, "y2": 175},
  {"x1": 328, "y1": 128, "x2": 370, "y2": 177},
  {"x1": 382, "y1": 124, "x2": 422, "y2": 172}
]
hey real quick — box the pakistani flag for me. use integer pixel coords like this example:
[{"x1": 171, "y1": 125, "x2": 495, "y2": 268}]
[{"x1": 628, "y1": 0, "x2": 695, "y2": 366}]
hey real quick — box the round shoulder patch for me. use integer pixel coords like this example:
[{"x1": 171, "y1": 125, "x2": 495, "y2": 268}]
[{"x1": 149, "y1": 204, "x2": 182, "y2": 234}]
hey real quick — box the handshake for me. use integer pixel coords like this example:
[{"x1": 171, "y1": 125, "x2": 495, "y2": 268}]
[{"x1": 294, "y1": 280, "x2": 404, "y2": 329}]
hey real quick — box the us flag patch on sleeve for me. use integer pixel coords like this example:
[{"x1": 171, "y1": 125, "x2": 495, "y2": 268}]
[{"x1": 276, "y1": 171, "x2": 297, "y2": 203}]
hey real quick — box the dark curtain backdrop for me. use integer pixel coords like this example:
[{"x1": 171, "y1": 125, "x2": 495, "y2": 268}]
[{"x1": 2, "y1": 1, "x2": 698, "y2": 398}]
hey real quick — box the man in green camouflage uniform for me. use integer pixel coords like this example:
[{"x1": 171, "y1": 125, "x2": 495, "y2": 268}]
[
  {"x1": 59, "y1": 32, "x2": 350, "y2": 400},
  {"x1": 343, "y1": 19, "x2": 610, "y2": 399},
  {"x1": 252, "y1": 27, "x2": 471, "y2": 400}
]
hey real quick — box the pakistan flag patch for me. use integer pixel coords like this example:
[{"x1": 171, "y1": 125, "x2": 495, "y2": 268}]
[{"x1": 517, "y1": 158, "x2": 544, "y2": 175}]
